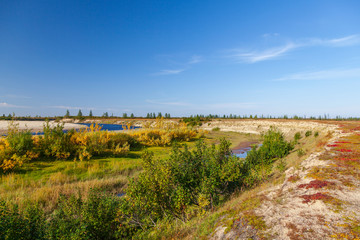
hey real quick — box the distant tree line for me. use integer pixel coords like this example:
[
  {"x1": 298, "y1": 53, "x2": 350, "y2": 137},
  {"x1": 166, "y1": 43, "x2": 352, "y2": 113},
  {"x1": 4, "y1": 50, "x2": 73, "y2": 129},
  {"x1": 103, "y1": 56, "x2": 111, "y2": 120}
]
[{"x1": 3, "y1": 111, "x2": 360, "y2": 121}]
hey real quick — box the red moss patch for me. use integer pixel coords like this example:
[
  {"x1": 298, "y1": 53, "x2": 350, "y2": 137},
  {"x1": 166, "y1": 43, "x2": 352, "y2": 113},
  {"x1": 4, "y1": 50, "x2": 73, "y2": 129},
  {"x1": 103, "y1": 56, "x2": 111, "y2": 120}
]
[
  {"x1": 298, "y1": 180, "x2": 334, "y2": 189},
  {"x1": 337, "y1": 149, "x2": 353, "y2": 152},
  {"x1": 300, "y1": 193, "x2": 331, "y2": 203}
]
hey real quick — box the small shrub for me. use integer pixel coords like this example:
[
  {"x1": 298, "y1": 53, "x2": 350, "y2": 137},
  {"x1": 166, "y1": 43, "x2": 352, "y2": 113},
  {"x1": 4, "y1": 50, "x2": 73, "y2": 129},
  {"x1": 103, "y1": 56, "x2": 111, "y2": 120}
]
[
  {"x1": 212, "y1": 127, "x2": 220, "y2": 131},
  {"x1": 305, "y1": 130, "x2": 312, "y2": 137},
  {"x1": 294, "y1": 132, "x2": 302, "y2": 142},
  {"x1": 297, "y1": 148, "x2": 305, "y2": 157},
  {"x1": 314, "y1": 131, "x2": 319, "y2": 137}
]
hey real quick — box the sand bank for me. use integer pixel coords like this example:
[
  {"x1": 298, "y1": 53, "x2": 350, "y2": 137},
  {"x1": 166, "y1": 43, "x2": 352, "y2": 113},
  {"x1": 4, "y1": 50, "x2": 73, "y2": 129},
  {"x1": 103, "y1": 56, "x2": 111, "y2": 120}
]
[{"x1": 0, "y1": 120, "x2": 87, "y2": 135}]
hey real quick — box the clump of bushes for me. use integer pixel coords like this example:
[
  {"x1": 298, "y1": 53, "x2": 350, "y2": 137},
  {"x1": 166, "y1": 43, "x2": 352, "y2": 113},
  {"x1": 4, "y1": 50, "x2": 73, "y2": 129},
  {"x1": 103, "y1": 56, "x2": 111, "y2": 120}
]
[
  {"x1": 0, "y1": 120, "x2": 200, "y2": 172},
  {"x1": 0, "y1": 190, "x2": 121, "y2": 240},
  {"x1": 0, "y1": 122, "x2": 38, "y2": 172},
  {"x1": 0, "y1": 128, "x2": 293, "y2": 239},
  {"x1": 305, "y1": 130, "x2": 312, "y2": 137},
  {"x1": 116, "y1": 127, "x2": 293, "y2": 236},
  {"x1": 0, "y1": 200, "x2": 46, "y2": 240},
  {"x1": 0, "y1": 122, "x2": 134, "y2": 172},
  {"x1": 129, "y1": 121, "x2": 199, "y2": 146}
]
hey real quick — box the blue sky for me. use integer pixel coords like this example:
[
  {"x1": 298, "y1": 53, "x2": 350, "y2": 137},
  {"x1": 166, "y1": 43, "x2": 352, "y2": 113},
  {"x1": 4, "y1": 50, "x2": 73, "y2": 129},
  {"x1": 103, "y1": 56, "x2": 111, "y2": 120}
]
[{"x1": 1, "y1": 0, "x2": 360, "y2": 117}]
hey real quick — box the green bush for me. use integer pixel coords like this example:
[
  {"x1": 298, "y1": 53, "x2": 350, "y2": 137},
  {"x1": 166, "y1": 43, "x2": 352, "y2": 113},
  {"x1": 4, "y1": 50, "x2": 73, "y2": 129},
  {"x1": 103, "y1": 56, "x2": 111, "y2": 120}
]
[
  {"x1": 212, "y1": 127, "x2": 220, "y2": 131},
  {"x1": 0, "y1": 201, "x2": 47, "y2": 240},
  {"x1": 314, "y1": 131, "x2": 319, "y2": 137},
  {"x1": 117, "y1": 128, "x2": 293, "y2": 236},
  {"x1": 117, "y1": 139, "x2": 243, "y2": 232},
  {"x1": 48, "y1": 190, "x2": 121, "y2": 240},
  {"x1": 38, "y1": 121, "x2": 75, "y2": 159},
  {"x1": 305, "y1": 130, "x2": 312, "y2": 137},
  {"x1": 294, "y1": 132, "x2": 302, "y2": 142},
  {"x1": 297, "y1": 148, "x2": 305, "y2": 157}
]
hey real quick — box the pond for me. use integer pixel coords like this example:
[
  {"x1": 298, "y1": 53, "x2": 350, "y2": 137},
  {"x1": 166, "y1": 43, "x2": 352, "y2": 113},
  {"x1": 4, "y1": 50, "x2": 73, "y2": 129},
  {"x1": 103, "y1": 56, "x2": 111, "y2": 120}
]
[
  {"x1": 77, "y1": 123, "x2": 141, "y2": 131},
  {"x1": 232, "y1": 142, "x2": 261, "y2": 158},
  {"x1": 30, "y1": 123, "x2": 141, "y2": 135}
]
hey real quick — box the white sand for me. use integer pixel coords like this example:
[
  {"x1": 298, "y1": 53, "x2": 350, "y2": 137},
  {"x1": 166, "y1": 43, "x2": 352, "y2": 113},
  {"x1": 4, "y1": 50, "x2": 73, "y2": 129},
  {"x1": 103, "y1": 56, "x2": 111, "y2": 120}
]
[
  {"x1": 0, "y1": 120, "x2": 87, "y2": 134},
  {"x1": 200, "y1": 119, "x2": 337, "y2": 137}
]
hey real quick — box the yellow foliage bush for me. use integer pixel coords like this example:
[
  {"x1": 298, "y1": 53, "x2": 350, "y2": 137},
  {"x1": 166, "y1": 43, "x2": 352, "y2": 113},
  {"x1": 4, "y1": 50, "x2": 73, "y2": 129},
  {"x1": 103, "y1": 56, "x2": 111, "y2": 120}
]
[{"x1": 129, "y1": 119, "x2": 198, "y2": 146}]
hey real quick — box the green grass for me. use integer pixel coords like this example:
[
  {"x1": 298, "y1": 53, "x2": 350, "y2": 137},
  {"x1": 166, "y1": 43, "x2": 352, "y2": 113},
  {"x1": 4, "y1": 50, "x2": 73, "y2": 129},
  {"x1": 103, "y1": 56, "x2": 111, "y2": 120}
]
[{"x1": 0, "y1": 131, "x2": 256, "y2": 212}]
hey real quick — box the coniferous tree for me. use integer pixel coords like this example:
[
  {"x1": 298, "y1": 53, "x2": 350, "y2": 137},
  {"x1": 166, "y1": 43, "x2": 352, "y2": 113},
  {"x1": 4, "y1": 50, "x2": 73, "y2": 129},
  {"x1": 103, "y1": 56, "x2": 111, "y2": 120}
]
[
  {"x1": 77, "y1": 109, "x2": 83, "y2": 118},
  {"x1": 65, "y1": 110, "x2": 70, "y2": 117},
  {"x1": 89, "y1": 110, "x2": 93, "y2": 117}
]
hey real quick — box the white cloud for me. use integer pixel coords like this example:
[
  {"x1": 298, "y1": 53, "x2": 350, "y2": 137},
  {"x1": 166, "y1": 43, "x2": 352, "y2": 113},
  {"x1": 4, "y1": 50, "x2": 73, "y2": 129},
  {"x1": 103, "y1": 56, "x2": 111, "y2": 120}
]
[
  {"x1": 153, "y1": 69, "x2": 185, "y2": 75},
  {"x1": 314, "y1": 34, "x2": 360, "y2": 47},
  {"x1": 230, "y1": 34, "x2": 360, "y2": 63},
  {"x1": 154, "y1": 54, "x2": 203, "y2": 75},
  {"x1": 0, "y1": 94, "x2": 31, "y2": 99},
  {"x1": 188, "y1": 55, "x2": 203, "y2": 64},
  {"x1": 274, "y1": 68, "x2": 360, "y2": 81},
  {"x1": 0, "y1": 102, "x2": 30, "y2": 108},
  {"x1": 232, "y1": 43, "x2": 296, "y2": 63}
]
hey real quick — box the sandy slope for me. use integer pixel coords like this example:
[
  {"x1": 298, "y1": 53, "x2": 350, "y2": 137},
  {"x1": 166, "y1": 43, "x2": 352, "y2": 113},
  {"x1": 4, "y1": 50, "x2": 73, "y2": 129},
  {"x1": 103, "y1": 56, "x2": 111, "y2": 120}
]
[
  {"x1": 199, "y1": 119, "x2": 337, "y2": 137},
  {"x1": 0, "y1": 120, "x2": 87, "y2": 134},
  {"x1": 210, "y1": 121, "x2": 360, "y2": 239}
]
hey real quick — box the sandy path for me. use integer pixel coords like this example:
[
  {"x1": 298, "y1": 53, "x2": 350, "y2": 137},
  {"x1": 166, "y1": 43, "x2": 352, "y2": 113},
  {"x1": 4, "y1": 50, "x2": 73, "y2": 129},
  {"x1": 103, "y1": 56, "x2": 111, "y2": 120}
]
[{"x1": 0, "y1": 120, "x2": 87, "y2": 134}]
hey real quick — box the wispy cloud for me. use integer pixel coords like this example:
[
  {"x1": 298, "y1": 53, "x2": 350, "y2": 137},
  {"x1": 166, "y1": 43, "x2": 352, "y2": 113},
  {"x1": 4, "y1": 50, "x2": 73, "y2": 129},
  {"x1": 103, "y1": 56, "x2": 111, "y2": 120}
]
[
  {"x1": 154, "y1": 55, "x2": 203, "y2": 75},
  {"x1": 230, "y1": 34, "x2": 360, "y2": 63},
  {"x1": 310, "y1": 34, "x2": 360, "y2": 47},
  {"x1": 231, "y1": 43, "x2": 296, "y2": 63},
  {"x1": 0, "y1": 94, "x2": 31, "y2": 99},
  {"x1": 0, "y1": 102, "x2": 30, "y2": 108},
  {"x1": 274, "y1": 68, "x2": 360, "y2": 81},
  {"x1": 153, "y1": 69, "x2": 185, "y2": 75},
  {"x1": 188, "y1": 55, "x2": 203, "y2": 64}
]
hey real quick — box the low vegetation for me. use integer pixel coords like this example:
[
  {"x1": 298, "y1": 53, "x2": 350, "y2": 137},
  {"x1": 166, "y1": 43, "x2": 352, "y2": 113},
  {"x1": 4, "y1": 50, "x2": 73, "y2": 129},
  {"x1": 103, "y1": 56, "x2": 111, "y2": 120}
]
[
  {"x1": 0, "y1": 119, "x2": 200, "y2": 173},
  {"x1": 0, "y1": 126, "x2": 294, "y2": 239}
]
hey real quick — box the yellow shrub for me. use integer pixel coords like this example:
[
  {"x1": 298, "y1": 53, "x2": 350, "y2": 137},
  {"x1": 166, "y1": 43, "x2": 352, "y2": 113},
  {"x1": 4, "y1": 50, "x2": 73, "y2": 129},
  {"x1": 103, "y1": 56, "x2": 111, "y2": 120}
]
[{"x1": 129, "y1": 121, "x2": 198, "y2": 146}]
